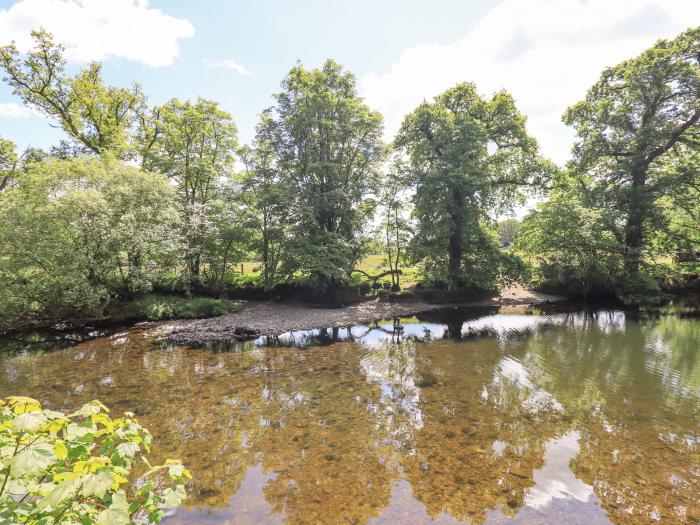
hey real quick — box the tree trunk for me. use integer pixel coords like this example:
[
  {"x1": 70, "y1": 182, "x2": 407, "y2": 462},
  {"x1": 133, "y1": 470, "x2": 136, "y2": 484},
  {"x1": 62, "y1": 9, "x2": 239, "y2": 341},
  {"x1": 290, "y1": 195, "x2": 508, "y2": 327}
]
[
  {"x1": 624, "y1": 167, "x2": 647, "y2": 276},
  {"x1": 448, "y1": 186, "x2": 465, "y2": 289},
  {"x1": 262, "y1": 217, "x2": 270, "y2": 285}
]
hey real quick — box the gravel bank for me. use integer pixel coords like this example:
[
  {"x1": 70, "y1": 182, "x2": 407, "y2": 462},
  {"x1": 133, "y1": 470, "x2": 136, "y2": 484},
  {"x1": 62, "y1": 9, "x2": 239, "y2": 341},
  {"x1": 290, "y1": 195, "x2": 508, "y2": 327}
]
[{"x1": 150, "y1": 285, "x2": 565, "y2": 345}]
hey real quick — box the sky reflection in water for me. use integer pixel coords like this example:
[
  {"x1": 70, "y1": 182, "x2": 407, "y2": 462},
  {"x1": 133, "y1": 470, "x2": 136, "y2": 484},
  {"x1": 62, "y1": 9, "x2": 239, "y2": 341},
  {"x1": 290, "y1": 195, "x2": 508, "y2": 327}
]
[{"x1": 0, "y1": 306, "x2": 698, "y2": 524}]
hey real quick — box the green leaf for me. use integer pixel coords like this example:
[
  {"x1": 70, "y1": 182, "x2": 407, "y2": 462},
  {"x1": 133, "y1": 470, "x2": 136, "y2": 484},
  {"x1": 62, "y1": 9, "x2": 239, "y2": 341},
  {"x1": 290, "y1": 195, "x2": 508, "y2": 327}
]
[
  {"x1": 82, "y1": 471, "x2": 116, "y2": 498},
  {"x1": 65, "y1": 421, "x2": 95, "y2": 440},
  {"x1": 96, "y1": 490, "x2": 130, "y2": 525},
  {"x1": 54, "y1": 439, "x2": 68, "y2": 460},
  {"x1": 162, "y1": 485, "x2": 186, "y2": 507},
  {"x1": 12, "y1": 411, "x2": 47, "y2": 433},
  {"x1": 115, "y1": 442, "x2": 139, "y2": 459},
  {"x1": 10, "y1": 442, "x2": 55, "y2": 477},
  {"x1": 37, "y1": 478, "x2": 80, "y2": 511}
]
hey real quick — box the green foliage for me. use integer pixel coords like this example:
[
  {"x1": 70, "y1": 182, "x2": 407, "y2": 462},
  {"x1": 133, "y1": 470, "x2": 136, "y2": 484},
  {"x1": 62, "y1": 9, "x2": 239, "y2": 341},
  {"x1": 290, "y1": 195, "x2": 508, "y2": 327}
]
[
  {"x1": 0, "y1": 158, "x2": 179, "y2": 327},
  {"x1": 238, "y1": 144, "x2": 289, "y2": 288},
  {"x1": 0, "y1": 30, "x2": 145, "y2": 158},
  {"x1": 515, "y1": 175, "x2": 625, "y2": 297},
  {"x1": 563, "y1": 26, "x2": 700, "y2": 277},
  {"x1": 0, "y1": 135, "x2": 18, "y2": 192},
  {"x1": 373, "y1": 161, "x2": 413, "y2": 291},
  {"x1": 140, "y1": 98, "x2": 240, "y2": 294},
  {"x1": 395, "y1": 82, "x2": 551, "y2": 292},
  {"x1": 519, "y1": 27, "x2": 700, "y2": 303},
  {"x1": 0, "y1": 396, "x2": 190, "y2": 524},
  {"x1": 2, "y1": 27, "x2": 700, "y2": 318},
  {"x1": 615, "y1": 273, "x2": 663, "y2": 306},
  {"x1": 255, "y1": 59, "x2": 385, "y2": 287},
  {"x1": 497, "y1": 219, "x2": 520, "y2": 247},
  {"x1": 112, "y1": 295, "x2": 238, "y2": 321}
]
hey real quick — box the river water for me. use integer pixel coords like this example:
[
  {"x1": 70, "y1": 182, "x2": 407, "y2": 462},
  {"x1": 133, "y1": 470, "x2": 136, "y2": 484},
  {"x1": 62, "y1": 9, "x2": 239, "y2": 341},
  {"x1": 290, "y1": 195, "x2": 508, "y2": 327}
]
[{"x1": 0, "y1": 306, "x2": 698, "y2": 524}]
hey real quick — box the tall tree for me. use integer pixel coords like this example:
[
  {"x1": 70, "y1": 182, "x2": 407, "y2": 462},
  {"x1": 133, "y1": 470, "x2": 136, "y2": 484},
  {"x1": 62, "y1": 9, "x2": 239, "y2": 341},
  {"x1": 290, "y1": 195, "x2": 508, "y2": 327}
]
[
  {"x1": 564, "y1": 27, "x2": 700, "y2": 276},
  {"x1": 255, "y1": 59, "x2": 384, "y2": 287},
  {"x1": 140, "y1": 98, "x2": 238, "y2": 293},
  {"x1": 395, "y1": 82, "x2": 550, "y2": 291},
  {"x1": 497, "y1": 219, "x2": 520, "y2": 247},
  {"x1": 239, "y1": 141, "x2": 288, "y2": 287},
  {"x1": 375, "y1": 163, "x2": 412, "y2": 290},
  {"x1": 0, "y1": 30, "x2": 145, "y2": 157}
]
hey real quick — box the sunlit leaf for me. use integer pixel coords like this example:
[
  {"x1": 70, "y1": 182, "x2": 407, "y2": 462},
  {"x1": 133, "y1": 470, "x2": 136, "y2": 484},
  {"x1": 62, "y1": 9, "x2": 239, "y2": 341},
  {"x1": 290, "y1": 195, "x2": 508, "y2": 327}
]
[
  {"x1": 10, "y1": 442, "x2": 55, "y2": 477},
  {"x1": 54, "y1": 440, "x2": 68, "y2": 460},
  {"x1": 162, "y1": 485, "x2": 187, "y2": 507},
  {"x1": 12, "y1": 411, "x2": 47, "y2": 433}
]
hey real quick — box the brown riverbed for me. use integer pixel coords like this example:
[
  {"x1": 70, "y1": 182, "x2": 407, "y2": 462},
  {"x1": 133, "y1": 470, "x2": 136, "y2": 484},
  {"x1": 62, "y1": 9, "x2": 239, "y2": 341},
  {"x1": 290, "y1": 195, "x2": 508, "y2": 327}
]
[{"x1": 1, "y1": 304, "x2": 698, "y2": 524}]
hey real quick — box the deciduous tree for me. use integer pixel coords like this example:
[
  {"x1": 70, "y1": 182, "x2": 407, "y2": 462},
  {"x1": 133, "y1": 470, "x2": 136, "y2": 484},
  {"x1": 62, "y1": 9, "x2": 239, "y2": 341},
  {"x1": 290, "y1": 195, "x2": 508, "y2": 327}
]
[
  {"x1": 395, "y1": 82, "x2": 550, "y2": 291},
  {"x1": 0, "y1": 30, "x2": 145, "y2": 158},
  {"x1": 564, "y1": 27, "x2": 700, "y2": 276},
  {"x1": 255, "y1": 59, "x2": 384, "y2": 288}
]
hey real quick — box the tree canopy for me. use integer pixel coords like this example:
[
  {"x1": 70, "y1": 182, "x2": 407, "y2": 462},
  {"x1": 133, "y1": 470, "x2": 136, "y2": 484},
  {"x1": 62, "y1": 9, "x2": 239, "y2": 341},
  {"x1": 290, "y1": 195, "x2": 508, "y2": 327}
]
[
  {"x1": 563, "y1": 26, "x2": 700, "y2": 276},
  {"x1": 395, "y1": 82, "x2": 550, "y2": 291},
  {"x1": 0, "y1": 26, "x2": 699, "y2": 323},
  {"x1": 254, "y1": 59, "x2": 385, "y2": 287},
  {"x1": 1, "y1": 30, "x2": 145, "y2": 158}
]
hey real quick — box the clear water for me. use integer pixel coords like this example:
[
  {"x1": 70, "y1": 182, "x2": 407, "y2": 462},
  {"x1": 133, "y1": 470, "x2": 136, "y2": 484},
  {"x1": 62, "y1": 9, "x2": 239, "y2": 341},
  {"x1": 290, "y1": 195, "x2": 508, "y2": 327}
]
[{"x1": 0, "y1": 306, "x2": 698, "y2": 524}]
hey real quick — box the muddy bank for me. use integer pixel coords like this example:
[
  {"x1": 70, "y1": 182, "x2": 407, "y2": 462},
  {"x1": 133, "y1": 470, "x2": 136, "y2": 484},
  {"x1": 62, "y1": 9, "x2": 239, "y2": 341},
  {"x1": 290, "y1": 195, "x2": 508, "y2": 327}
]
[{"x1": 152, "y1": 284, "x2": 565, "y2": 345}]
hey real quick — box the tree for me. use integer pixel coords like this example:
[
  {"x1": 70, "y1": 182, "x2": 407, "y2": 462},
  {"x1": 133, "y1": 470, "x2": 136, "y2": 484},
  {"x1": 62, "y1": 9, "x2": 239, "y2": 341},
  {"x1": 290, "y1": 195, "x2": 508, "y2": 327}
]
[
  {"x1": 645, "y1": 150, "x2": 700, "y2": 263},
  {"x1": 395, "y1": 82, "x2": 550, "y2": 292},
  {"x1": 563, "y1": 27, "x2": 700, "y2": 276},
  {"x1": 497, "y1": 218, "x2": 519, "y2": 247},
  {"x1": 0, "y1": 30, "x2": 145, "y2": 158},
  {"x1": 0, "y1": 136, "x2": 18, "y2": 192},
  {"x1": 375, "y1": 162, "x2": 413, "y2": 290},
  {"x1": 140, "y1": 98, "x2": 238, "y2": 294},
  {"x1": 239, "y1": 142, "x2": 289, "y2": 287},
  {"x1": 0, "y1": 158, "x2": 179, "y2": 326},
  {"x1": 255, "y1": 59, "x2": 384, "y2": 288},
  {"x1": 515, "y1": 175, "x2": 624, "y2": 297}
]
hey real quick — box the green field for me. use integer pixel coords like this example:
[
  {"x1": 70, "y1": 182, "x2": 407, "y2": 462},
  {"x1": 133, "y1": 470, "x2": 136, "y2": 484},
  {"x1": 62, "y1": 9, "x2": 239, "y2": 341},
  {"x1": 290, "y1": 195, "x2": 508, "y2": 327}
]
[{"x1": 237, "y1": 254, "x2": 421, "y2": 289}]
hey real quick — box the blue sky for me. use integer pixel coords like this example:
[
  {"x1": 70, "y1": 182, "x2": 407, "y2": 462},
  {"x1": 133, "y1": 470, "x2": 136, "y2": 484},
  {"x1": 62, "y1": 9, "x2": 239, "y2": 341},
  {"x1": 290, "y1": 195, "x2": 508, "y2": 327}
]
[{"x1": 1, "y1": 0, "x2": 699, "y2": 164}]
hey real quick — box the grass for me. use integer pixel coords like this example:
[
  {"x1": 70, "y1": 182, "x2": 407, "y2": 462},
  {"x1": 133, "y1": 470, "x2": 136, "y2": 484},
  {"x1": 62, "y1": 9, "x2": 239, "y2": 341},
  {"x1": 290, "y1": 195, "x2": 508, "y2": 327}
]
[
  {"x1": 231, "y1": 254, "x2": 422, "y2": 291},
  {"x1": 112, "y1": 294, "x2": 239, "y2": 321},
  {"x1": 353, "y1": 254, "x2": 421, "y2": 289}
]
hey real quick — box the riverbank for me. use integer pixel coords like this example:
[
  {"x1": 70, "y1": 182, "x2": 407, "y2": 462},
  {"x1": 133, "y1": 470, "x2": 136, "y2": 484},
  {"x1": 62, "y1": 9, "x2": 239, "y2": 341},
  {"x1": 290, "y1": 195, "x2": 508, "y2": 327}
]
[
  {"x1": 0, "y1": 294, "x2": 238, "y2": 338},
  {"x1": 152, "y1": 284, "x2": 566, "y2": 345}
]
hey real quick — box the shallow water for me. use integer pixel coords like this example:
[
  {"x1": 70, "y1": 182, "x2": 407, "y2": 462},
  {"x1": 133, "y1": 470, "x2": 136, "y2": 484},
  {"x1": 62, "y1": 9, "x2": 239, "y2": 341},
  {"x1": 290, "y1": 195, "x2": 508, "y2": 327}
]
[{"x1": 0, "y1": 306, "x2": 698, "y2": 524}]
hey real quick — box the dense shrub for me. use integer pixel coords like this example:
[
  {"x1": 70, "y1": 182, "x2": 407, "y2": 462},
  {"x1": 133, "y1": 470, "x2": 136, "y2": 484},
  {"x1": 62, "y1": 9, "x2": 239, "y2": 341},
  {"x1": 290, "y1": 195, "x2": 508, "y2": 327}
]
[
  {"x1": 112, "y1": 295, "x2": 238, "y2": 321},
  {"x1": 0, "y1": 158, "x2": 180, "y2": 327}
]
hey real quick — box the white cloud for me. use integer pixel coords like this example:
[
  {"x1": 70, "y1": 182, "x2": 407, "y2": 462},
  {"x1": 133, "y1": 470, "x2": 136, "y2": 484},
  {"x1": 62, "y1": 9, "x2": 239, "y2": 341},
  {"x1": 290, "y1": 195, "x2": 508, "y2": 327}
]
[
  {"x1": 0, "y1": 102, "x2": 42, "y2": 119},
  {"x1": 0, "y1": 0, "x2": 195, "y2": 67},
  {"x1": 203, "y1": 58, "x2": 252, "y2": 76},
  {"x1": 361, "y1": 0, "x2": 700, "y2": 165}
]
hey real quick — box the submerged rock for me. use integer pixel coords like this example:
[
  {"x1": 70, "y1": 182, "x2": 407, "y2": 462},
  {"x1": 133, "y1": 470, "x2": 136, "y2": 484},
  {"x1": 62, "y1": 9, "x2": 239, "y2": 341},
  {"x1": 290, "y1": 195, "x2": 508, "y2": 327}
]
[{"x1": 164, "y1": 326, "x2": 260, "y2": 346}]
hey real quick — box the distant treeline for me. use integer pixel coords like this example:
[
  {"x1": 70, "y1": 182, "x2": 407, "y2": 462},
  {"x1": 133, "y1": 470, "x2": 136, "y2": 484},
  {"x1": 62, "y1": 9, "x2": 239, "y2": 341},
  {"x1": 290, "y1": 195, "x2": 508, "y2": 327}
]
[{"x1": 0, "y1": 27, "x2": 698, "y2": 326}]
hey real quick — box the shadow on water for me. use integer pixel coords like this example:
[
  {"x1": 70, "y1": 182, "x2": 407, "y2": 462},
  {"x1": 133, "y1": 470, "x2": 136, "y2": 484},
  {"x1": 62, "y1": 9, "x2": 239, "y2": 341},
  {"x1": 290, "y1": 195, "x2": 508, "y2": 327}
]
[{"x1": 0, "y1": 303, "x2": 699, "y2": 524}]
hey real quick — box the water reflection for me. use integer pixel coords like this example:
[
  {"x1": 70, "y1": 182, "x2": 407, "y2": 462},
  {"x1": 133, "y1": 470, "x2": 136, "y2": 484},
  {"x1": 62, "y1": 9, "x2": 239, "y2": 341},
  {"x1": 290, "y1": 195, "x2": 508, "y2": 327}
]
[{"x1": 0, "y1": 308, "x2": 698, "y2": 524}]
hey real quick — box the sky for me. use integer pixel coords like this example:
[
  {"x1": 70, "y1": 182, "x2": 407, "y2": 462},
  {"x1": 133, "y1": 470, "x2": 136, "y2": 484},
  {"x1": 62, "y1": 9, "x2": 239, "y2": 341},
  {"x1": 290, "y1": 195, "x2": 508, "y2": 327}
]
[{"x1": 1, "y1": 0, "x2": 699, "y2": 166}]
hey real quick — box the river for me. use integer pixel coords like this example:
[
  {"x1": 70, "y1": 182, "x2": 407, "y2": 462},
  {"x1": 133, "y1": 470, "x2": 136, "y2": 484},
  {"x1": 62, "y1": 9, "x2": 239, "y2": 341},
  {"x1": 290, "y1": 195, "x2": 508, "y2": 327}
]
[{"x1": 0, "y1": 305, "x2": 698, "y2": 524}]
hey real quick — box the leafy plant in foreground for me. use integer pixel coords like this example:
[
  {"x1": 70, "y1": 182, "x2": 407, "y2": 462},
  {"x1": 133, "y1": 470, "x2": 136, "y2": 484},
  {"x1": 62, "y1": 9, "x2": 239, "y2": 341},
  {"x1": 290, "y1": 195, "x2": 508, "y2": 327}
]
[{"x1": 0, "y1": 397, "x2": 190, "y2": 524}]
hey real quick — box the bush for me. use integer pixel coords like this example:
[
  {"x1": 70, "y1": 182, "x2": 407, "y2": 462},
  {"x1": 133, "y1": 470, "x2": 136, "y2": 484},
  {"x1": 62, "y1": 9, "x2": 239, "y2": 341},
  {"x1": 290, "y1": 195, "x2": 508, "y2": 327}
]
[
  {"x1": 0, "y1": 397, "x2": 190, "y2": 524},
  {"x1": 0, "y1": 158, "x2": 180, "y2": 325},
  {"x1": 113, "y1": 295, "x2": 238, "y2": 321},
  {"x1": 615, "y1": 273, "x2": 664, "y2": 306}
]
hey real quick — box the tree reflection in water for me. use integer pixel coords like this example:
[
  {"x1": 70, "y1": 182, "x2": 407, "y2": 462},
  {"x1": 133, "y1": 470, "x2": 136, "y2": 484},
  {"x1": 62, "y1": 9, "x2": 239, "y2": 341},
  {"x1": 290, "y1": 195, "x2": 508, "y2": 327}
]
[{"x1": 0, "y1": 307, "x2": 697, "y2": 524}]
